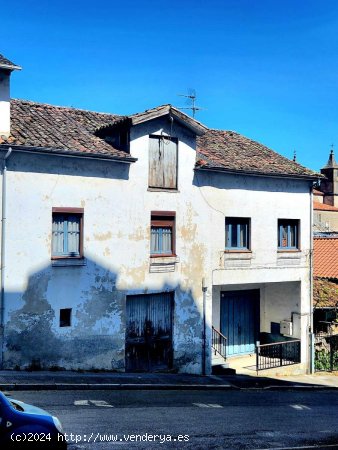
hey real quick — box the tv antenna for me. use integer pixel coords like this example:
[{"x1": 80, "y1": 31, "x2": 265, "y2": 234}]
[{"x1": 178, "y1": 89, "x2": 205, "y2": 118}]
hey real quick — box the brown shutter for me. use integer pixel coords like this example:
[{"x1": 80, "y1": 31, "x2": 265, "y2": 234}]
[{"x1": 149, "y1": 136, "x2": 177, "y2": 189}]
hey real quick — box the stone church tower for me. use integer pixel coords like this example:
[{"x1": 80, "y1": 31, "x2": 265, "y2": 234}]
[{"x1": 320, "y1": 149, "x2": 338, "y2": 207}]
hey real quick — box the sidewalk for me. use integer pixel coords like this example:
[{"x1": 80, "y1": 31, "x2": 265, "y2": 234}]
[{"x1": 0, "y1": 370, "x2": 337, "y2": 391}]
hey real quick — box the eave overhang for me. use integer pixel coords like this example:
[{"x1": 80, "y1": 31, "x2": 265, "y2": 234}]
[
  {"x1": 194, "y1": 165, "x2": 321, "y2": 181},
  {"x1": 0, "y1": 63, "x2": 22, "y2": 71},
  {"x1": 0, "y1": 144, "x2": 137, "y2": 163}
]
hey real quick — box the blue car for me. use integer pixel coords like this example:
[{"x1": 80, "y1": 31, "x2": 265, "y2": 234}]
[{"x1": 0, "y1": 391, "x2": 67, "y2": 449}]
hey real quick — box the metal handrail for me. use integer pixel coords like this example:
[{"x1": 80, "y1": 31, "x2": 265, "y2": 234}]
[
  {"x1": 212, "y1": 327, "x2": 227, "y2": 342},
  {"x1": 257, "y1": 339, "x2": 301, "y2": 348},
  {"x1": 212, "y1": 326, "x2": 227, "y2": 360}
]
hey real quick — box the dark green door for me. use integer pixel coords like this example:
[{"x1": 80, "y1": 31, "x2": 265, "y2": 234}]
[
  {"x1": 125, "y1": 292, "x2": 173, "y2": 372},
  {"x1": 220, "y1": 290, "x2": 260, "y2": 356}
]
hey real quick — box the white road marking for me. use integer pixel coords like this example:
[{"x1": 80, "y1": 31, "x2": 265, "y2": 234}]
[
  {"x1": 74, "y1": 399, "x2": 114, "y2": 407},
  {"x1": 74, "y1": 400, "x2": 90, "y2": 406},
  {"x1": 90, "y1": 400, "x2": 114, "y2": 408},
  {"x1": 290, "y1": 404, "x2": 311, "y2": 410},
  {"x1": 193, "y1": 403, "x2": 223, "y2": 408}
]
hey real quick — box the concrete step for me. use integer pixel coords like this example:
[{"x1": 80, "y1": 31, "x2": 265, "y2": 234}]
[{"x1": 212, "y1": 364, "x2": 236, "y2": 375}]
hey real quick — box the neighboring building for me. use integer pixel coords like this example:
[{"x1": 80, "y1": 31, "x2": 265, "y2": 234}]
[
  {"x1": 313, "y1": 236, "x2": 338, "y2": 333},
  {"x1": 0, "y1": 54, "x2": 319, "y2": 374},
  {"x1": 313, "y1": 199, "x2": 338, "y2": 233},
  {"x1": 320, "y1": 149, "x2": 338, "y2": 207},
  {"x1": 313, "y1": 151, "x2": 338, "y2": 232}
]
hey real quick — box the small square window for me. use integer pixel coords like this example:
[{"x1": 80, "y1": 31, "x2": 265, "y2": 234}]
[
  {"x1": 225, "y1": 218, "x2": 250, "y2": 250},
  {"x1": 52, "y1": 208, "x2": 83, "y2": 258},
  {"x1": 60, "y1": 308, "x2": 72, "y2": 327},
  {"x1": 151, "y1": 212, "x2": 176, "y2": 256},
  {"x1": 278, "y1": 219, "x2": 299, "y2": 250}
]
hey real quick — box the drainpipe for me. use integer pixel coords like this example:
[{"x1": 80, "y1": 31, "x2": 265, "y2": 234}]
[
  {"x1": 202, "y1": 277, "x2": 207, "y2": 375},
  {"x1": 309, "y1": 182, "x2": 314, "y2": 374},
  {"x1": 0, "y1": 147, "x2": 12, "y2": 369}
]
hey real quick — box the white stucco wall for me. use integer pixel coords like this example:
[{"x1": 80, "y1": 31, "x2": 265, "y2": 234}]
[
  {"x1": 0, "y1": 71, "x2": 10, "y2": 137},
  {"x1": 2, "y1": 117, "x2": 212, "y2": 373},
  {"x1": 0, "y1": 114, "x2": 313, "y2": 373}
]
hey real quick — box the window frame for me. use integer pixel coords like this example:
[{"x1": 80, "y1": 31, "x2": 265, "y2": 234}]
[
  {"x1": 52, "y1": 207, "x2": 84, "y2": 259},
  {"x1": 150, "y1": 211, "x2": 176, "y2": 257},
  {"x1": 277, "y1": 219, "x2": 300, "y2": 251},
  {"x1": 225, "y1": 217, "x2": 251, "y2": 251}
]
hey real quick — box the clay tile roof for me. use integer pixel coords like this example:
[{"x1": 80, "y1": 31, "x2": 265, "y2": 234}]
[
  {"x1": 313, "y1": 201, "x2": 338, "y2": 211},
  {"x1": 314, "y1": 237, "x2": 338, "y2": 278},
  {"x1": 0, "y1": 99, "x2": 324, "y2": 175},
  {"x1": 313, "y1": 278, "x2": 338, "y2": 308},
  {"x1": 0, "y1": 54, "x2": 21, "y2": 70},
  {"x1": 313, "y1": 188, "x2": 324, "y2": 196},
  {"x1": 0, "y1": 99, "x2": 134, "y2": 160},
  {"x1": 196, "y1": 129, "x2": 319, "y2": 179}
]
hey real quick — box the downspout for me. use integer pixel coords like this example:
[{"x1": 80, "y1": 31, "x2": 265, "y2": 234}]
[
  {"x1": 309, "y1": 182, "x2": 314, "y2": 374},
  {"x1": 0, "y1": 147, "x2": 12, "y2": 369},
  {"x1": 202, "y1": 277, "x2": 207, "y2": 375}
]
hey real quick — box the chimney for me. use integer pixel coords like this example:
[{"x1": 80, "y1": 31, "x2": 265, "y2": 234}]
[{"x1": 0, "y1": 54, "x2": 21, "y2": 139}]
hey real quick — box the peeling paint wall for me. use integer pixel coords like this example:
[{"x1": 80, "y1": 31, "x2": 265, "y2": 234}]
[
  {"x1": 1, "y1": 116, "x2": 312, "y2": 374},
  {"x1": 2, "y1": 118, "x2": 210, "y2": 374}
]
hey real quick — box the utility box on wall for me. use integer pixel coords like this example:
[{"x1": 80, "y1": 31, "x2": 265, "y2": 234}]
[{"x1": 280, "y1": 320, "x2": 293, "y2": 336}]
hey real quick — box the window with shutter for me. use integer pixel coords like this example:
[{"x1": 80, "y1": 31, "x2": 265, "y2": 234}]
[
  {"x1": 150, "y1": 212, "x2": 176, "y2": 256},
  {"x1": 52, "y1": 207, "x2": 84, "y2": 259},
  {"x1": 225, "y1": 218, "x2": 250, "y2": 250},
  {"x1": 148, "y1": 135, "x2": 178, "y2": 189},
  {"x1": 278, "y1": 219, "x2": 300, "y2": 250}
]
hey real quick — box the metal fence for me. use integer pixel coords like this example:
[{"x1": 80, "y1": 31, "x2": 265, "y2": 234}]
[
  {"x1": 315, "y1": 333, "x2": 338, "y2": 372},
  {"x1": 256, "y1": 339, "x2": 301, "y2": 372}
]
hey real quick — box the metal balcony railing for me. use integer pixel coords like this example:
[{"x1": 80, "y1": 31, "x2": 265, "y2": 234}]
[
  {"x1": 256, "y1": 339, "x2": 301, "y2": 372},
  {"x1": 212, "y1": 326, "x2": 227, "y2": 360}
]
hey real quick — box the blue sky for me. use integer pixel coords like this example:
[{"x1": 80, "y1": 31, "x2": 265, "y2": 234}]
[{"x1": 2, "y1": 0, "x2": 338, "y2": 171}]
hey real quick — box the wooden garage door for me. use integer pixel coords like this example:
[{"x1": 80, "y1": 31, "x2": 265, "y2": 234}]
[
  {"x1": 125, "y1": 292, "x2": 173, "y2": 372},
  {"x1": 220, "y1": 290, "x2": 260, "y2": 356}
]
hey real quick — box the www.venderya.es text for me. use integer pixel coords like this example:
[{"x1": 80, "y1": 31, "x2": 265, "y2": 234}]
[{"x1": 58, "y1": 432, "x2": 190, "y2": 444}]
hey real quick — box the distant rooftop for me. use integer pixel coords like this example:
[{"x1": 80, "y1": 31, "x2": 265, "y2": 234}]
[
  {"x1": 313, "y1": 201, "x2": 338, "y2": 212},
  {"x1": 0, "y1": 54, "x2": 21, "y2": 71},
  {"x1": 314, "y1": 236, "x2": 338, "y2": 279}
]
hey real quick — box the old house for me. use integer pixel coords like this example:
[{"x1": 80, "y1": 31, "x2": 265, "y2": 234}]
[{"x1": 0, "y1": 54, "x2": 319, "y2": 374}]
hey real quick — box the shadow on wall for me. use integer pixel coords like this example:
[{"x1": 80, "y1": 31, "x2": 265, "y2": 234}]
[
  {"x1": 193, "y1": 169, "x2": 312, "y2": 194},
  {"x1": 4, "y1": 257, "x2": 206, "y2": 374},
  {"x1": 9, "y1": 151, "x2": 132, "y2": 180}
]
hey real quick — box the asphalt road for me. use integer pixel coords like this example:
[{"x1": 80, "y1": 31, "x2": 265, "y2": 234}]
[{"x1": 6, "y1": 389, "x2": 338, "y2": 450}]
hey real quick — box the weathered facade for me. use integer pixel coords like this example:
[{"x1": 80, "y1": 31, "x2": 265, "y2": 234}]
[{"x1": 0, "y1": 54, "x2": 319, "y2": 374}]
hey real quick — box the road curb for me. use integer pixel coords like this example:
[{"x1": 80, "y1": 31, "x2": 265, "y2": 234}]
[
  {"x1": 0, "y1": 383, "x2": 237, "y2": 391},
  {"x1": 0, "y1": 382, "x2": 337, "y2": 391},
  {"x1": 262, "y1": 384, "x2": 338, "y2": 390}
]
